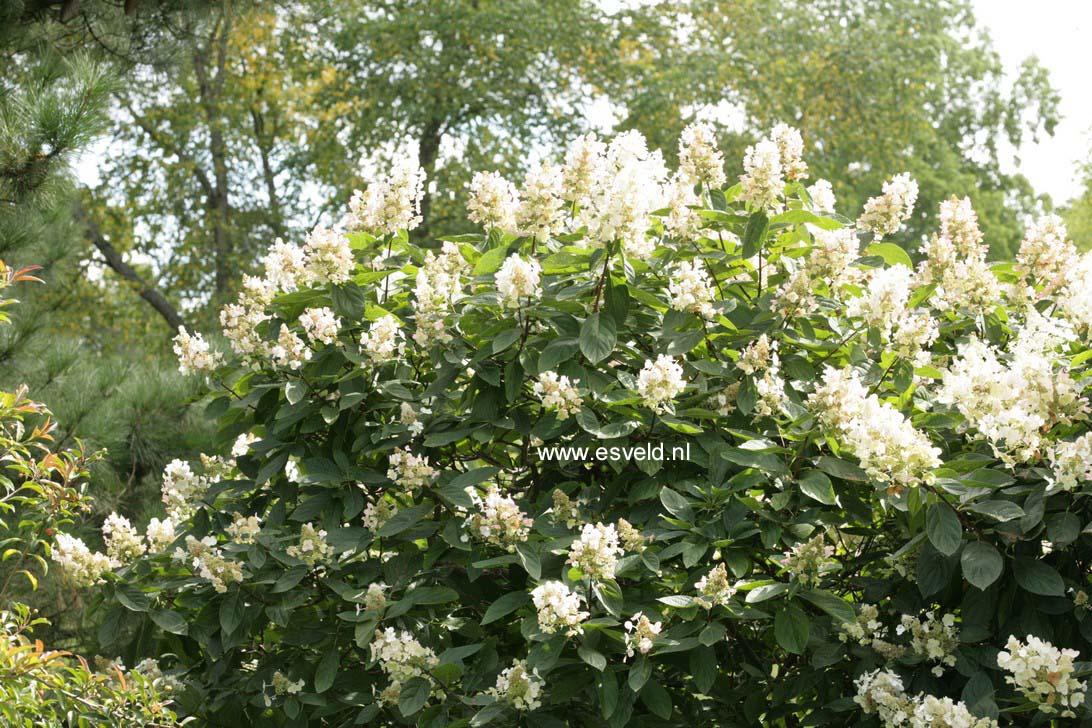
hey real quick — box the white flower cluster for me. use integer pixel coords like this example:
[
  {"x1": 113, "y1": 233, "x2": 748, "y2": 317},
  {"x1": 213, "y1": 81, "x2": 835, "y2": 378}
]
[
  {"x1": 102, "y1": 513, "x2": 146, "y2": 564},
  {"x1": 359, "y1": 315, "x2": 404, "y2": 364},
  {"x1": 362, "y1": 497, "x2": 396, "y2": 532},
  {"x1": 807, "y1": 179, "x2": 837, "y2": 212},
  {"x1": 146, "y1": 516, "x2": 177, "y2": 551},
  {"x1": 173, "y1": 327, "x2": 223, "y2": 376},
  {"x1": 549, "y1": 489, "x2": 581, "y2": 529},
  {"x1": 616, "y1": 518, "x2": 648, "y2": 553},
  {"x1": 218, "y1": 276, "x2": 273, "y2": 360},
  {"x1": 345, "y1": 156, "x2": 426, "y2": 236},
  {"x1": 857, "y1": 173, "x2": 918, "y2": 238},
  {"x1": 517, "y1": 161, "x2": 565, "y2": 242},
  {"x1": 370, "y1": 627, "x2": 439, "y2": 704},
  {"x1": 1061, "y1": 251, "x2": 1092, "y2": 336},
  {"x1": 174, "y1": 535, "x2": 243, "y2": 593},
  {"x1": 489, "y1": 659, "x2": 544, "y2": 712},
  {"x1": 1050, "y1": 433, "x2": 1092, "y2": 491},
  {"x1": 678, "y1": 121, "x2": 726, "y2": 188},
  {"x1": 918, "y1": 197, "x2": 999, "y2": 313},
  {"x1": 897, "y1": 611, "x2": 959, "y2": 677},
  {"x1": 531, "y1": 580, "x2": 589, "y2": 636},
  {"x1": 770, "y1": 123, "x2": 808, "y2": 181},
  {"x1": 271, "y1": 671, "x2": 305, "y2": 696},
  {"x1": 298, "y1": 306, "x2": 341, "y2": 346},
  {"x1": 387, "y1": 447, "x2": 437, "y2": 490},
  {"x1": 695, "y1": 562, "x2": 736, "y2": 609},
  {"x1": 415, "y1": 242, "x2": 467, "y2": 315},
  {"x1": 736, "y1": 334, "x2": 786, "y2": 416},
  {"x1": 780, "y1": 533, "x2": 836, "y2": 587},
  {"x1": 495, "y1": 254, "x2": 542, "y2": 308},
  {"x1": 572, "y1": 130, "x2": 668, "y2": 259},
  {"x1": 51, "y1": 532, "x2": 113, "y2": 588},
  {"x1": 846, "y1": 265, "x2": 915, "y2": 338},
  {"x1": 465, "y1": 486, "x2": 533, "y2": 552},
  {"x1": 363, "y1": 582, "x2": 387, "y2": 613},
  {"x1": 806, "y1": 227, "x2": 861, "y2": 289},
  {"x1": 668, "y1": 260, "x2": 717, "y2": 319},
  {"x1": 400, "y1": 402, "x2": 427, "y2": 436},
  {"x1": 938, "y1": 311, "x2": 1083, "y2": 465},
  {"x1": 1017, "y1": 214, "x2": 1076, "y2": 284},
  {"x1": 996, "y1": 635, "x2": 1087, "y2": 717},
  {"x1": 532, "y1": 371, "x2": 583, "y2": 420},
  {"x1": 624, "y1": 611, "x2": 662, "y2": 658},
  {"x1": 854, "y1": 669, "x2": 997, "y2": 728},
  {"x1": 270, "y1": 324, "x2": 311, "y2": 370},
  {"x1": 468, "y1": 170, "x2": 520, "y2": 233},
  {"x1": 286, "y1": 523, "x2": 333, "y2": 567},
  {"x1": 636, "y1": 354, "x2": 686, "y2": 414},
  {"x1": 161, "y1": 459, "x2": 206, "y2": 521},
  {"x1": 739, "y1": 139, "x2": 784, "y2": 214},
  {"x1": 662, "y1": 175, "x2": 702, "y2": 240},
  {"x1": 567, "y1": 522, "x2": 623, "y2": 580},
  {"x1": 809, "y1": 366, "x2": 941, "y2": 489},
  {"x1": 226, "y1": 513, "x2": 262, "y2": 544},
  {"x1": 302, "y1": 226, "x2": 355, "y2": 285}
]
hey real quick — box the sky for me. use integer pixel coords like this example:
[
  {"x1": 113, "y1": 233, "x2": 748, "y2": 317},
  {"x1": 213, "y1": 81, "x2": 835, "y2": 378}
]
[{"x1": 973, "y1": 0, "x2": 1092, "y2": 203}]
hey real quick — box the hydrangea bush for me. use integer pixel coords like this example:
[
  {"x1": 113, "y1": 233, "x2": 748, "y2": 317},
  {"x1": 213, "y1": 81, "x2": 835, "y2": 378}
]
[{"x1": 69, "y1": 124, "x2": 1092, "y2": 726}]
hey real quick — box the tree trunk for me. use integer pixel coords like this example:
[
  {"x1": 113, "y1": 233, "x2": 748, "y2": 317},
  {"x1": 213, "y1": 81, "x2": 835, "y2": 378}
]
[{"x1": 415, "y1": 117, "x2": 444, "y2": 242}]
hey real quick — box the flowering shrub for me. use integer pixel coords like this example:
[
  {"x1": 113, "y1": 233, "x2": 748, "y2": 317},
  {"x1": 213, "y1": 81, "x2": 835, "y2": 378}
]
[
  {"x1": 0, "y1": 262, "x2": 179, "y2": 726},
  {"x1": 76, "y1": 124, "x2": 1092, "y2": 726}
]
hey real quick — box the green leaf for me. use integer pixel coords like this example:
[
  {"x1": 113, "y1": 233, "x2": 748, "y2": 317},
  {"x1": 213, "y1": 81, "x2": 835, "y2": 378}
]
[
  {"x1": 377, "y1": 503, "x2": 433, "y2": 537},
  {"x1": 578, "y1": 644, "x2": 607, "y2": 671},
  {"x1": 219, "y1": 590, "x2": 242, "y2": 635},
  {"x1": 659, "y1": 487, "x2": 693, "y2": 519},
  {"x1": 926, "y1": 503, "x2": 962, "y2": 556},
  {"x1": 398, "y1": 676, "x2": 431, "y2": 716},
  {"x1": 639, "y1": 679, "x2": 673, "y2": 719},
  {"x1": 285, "y1": 380, "x2": 307, "y2": 405},
  {"x1": 799, "y1": 589, "x2": 855, "y2": 625},
  {"x1": 1013, "y1": 557, "x2": 1065, "y2": 596},
  {"x1": 864, "y1": 242, "x2": 912, "y2": 269},
  {"x1": 797, "y1": 470, "x2": 836, "y2": 505},
  {"x1": 742, "y1": 212, "x2": 768, "y2": 258},
  {"x1": 149, "y1": 609, "x2": 187, "y2": 635},
  {"x1": 470, "y1": 703, "x2": 508, "y2": 727},
  {"x1": 774, "y1": 603, "x2": 809, "y2": 654},
  {"x1": 314, "y1": 647, "x2": 339, "y2": 694},
  {"x1": 115, "y1": 584, "x2": 151, "y2": 613},
  {"x1": 965, "y1": 500, "x2": 1024, "y2": 522},
  {"x1": 593, "y1": 579, "x2": 624, "y2": 618},
  {"x1": 481, "y1": 591, "x2": 530, "y2": 625},
  {"x1": 961, "y1": 541, "x2": 1003, "y2": 590},
  {"x1": 628, "y1": 655, "x2": 652, "y2": 692},
  {"x1": 722, "y1": 447, "x2": 785, "y2": 474},
  {"x1": 449, "y1": 466, "x2": 499, "y2": 492},
  {"x1": 690, "y1": 645, "x2": 716, "y2": 693},
  {"x1": 579, "y1": 312, "x2": 617, "y2": 363},
  {"x1": 599, "y1": 672, "x2": 619, "y2": 719}
]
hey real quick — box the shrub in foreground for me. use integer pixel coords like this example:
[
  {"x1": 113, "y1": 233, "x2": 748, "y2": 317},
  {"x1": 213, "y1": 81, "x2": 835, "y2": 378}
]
[{"x1": 66, "y1": 125, "x2": 1092, "y2": 726}]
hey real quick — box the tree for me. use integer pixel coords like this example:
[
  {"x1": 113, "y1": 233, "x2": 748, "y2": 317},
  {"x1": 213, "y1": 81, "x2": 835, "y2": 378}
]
[
  {"x1": 76, "y1": 125, "x2": 1092, "y2": 725},
  {"x1": 1061, "y1": 156, "x2": 1092, "y2": 251},
  {"x1": 617, "y1": 0, "x2": 1060, "y2": 258}
]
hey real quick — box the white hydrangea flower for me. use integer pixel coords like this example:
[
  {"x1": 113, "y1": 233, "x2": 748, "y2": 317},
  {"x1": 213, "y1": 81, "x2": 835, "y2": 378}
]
[
  {"x1": 263, "y1": 239, "x2": 309, "y2": 293},
  {"x1": 363, "y1": 582, "x2": 388, "y2": 613},
  {"x1": 636, "y1": 354, "x2": 686, "y2": 414},
  {"x1": 161, "y1": 459, "x2": 206, "y2": 520},
  {"x1": 495, "y1": 254, "x2": 542, "y2": 308},
  {"x1": 780, "y1": 533, "x2": 836, "y2": 587},
  {"x1": 739, "y1": 139, "x2": 784, "y2": 214},
  {"x1": 770, "y1": 123, "x2": 808, "y2": 181},
  {"x1": 270, "y1": 324, "x2": 312, "y2": 370},
  {"x1": 226, "y1": 513, "x2": 262, "y2": 544},
  {"x1": 399, "y1": 402, "x2": 427, "y2": 436},
  {"x1": 532, "y1": 371, "x2": 583, "y2": 420},
  {"x1": 298, "y1": 307, "x2": 341, "y2": 345},
  {"x1": 678, "y1": 121, "x2": 726, "y2": 187},
  {"x1": 736, "y1": 334, "x2": 778, "y2": 375},
  {"x1": 807, "y1": 178, "x2": 836, "y2": 212},
  {"x1": 1060, "y1": 250, "x2": 1092, "y2": 336},
  {"x1": 344, "y1": 156, "x2": 426, "y2": 236},
  {"x1": 854, "y1": 669, "x2": 912, "y2": 726},
  {"x1": 668, "y1": 260, "x2": 717, "y2": 319},
  {"x1": 465, "y1": 486, "x2": 533, "y2": 552},
  {"x1": 1049, "y1": 433, "x2": 1092, "y2": 491},
  {"x1": 362, "y1": 497, "x2": 397, "y2": 532},
  {"x1": 173, "y1": 327, "x2": 222, "y2": 376},
  {"x1": 624, "y1": 611, "x2": 662, "y2": 658},
  {"x1": 809, "y1": 366, "x2": 941, "y2": 489},
  {"x1": 806, "y1": 227, "x2": 861, "y2": 288},
  {"x1": 52, "y1": 533, "x2": 113, "y2": 588},
  {"x1": 938, "y1": 196, "x2": 985, "y2": 257},
  {"x1": 415, "y1": 242, "x2": 467, "y2": 314},
  {"x1": 387, "y1": 447, "x2": 437, "y2": 490},
  {"x1": 359, "y1": 315, "x2": 404, "y2": 364},
  {"x1": 561, "y1": 133, "x2": 607, "y2": 203},
  {"x1": 517, "y1": 161, "x2": 564, "y2": 242},
  {"x1": 1018, "y1": 214, "x2": 1075, "y2": 284},
  {"x1": 370, "y1": 627, "x2": 438, "y2": 685},
  {"x1": 467, "y1": 170, "x2": 520, "y2": 233},
  {"x1": 489, "y1": 660, "x2": 544, "y2": 711},
  {"x1": 846, "y1": 264, "x2": 916, "y2": 337},
  {"x1": 661, "y1": 174, "x2": 702, "y2": 241},
  {"x1": 857, "y1": 173, "x2": 918, "y2": 238},
  {"x1": 102, "y1": 513, "x2": 146, "y2": 564},
  {"x1": 695, "y1": 562, "x2": 736, "y2": 609},
  {"x1": 897, "y1": 611, "x2": 959, "y2": 677},
  {"x1": 174, "y1": 535, "x2": 243, "y2": 593},
  {"x1": 911, "y1": 694, "x2": 997, "y2": 728},
  {"x1": 997, "y1": 635, "x2": 1087, "y2": 717},
  {"x1": 567, "y1": 522, "x2": 623, "y2": 580},
  {"x1": 271, "y1": 671, "x2": 305, "y2": 696},
  {"x1": 531, "y1": 580, "x2": 589, "y2": 636},
  {"x1": 302, "y1": 226, "x2": 355, "y2": 284},
  {"x1": 145, "y1": 516, "x2": 177, "y2": 551},
  {"x1": 576, "y1": 130, "x2": 667, "y2": 259},
  {"x1": 891, "y1": 311, "x2": 939, "y2": 366},
  {"x1": 231, "y1": 432, "x2": 258, "y2": 458},
  {"x1": 287, "y1": 523, "x2": 333, "y2": 567}
]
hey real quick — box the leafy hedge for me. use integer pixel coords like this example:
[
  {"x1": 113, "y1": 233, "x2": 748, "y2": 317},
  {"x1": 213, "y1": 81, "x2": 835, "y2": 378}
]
[{"x1": 74, "y1": 126, "x2": 1092, "y2": 726}]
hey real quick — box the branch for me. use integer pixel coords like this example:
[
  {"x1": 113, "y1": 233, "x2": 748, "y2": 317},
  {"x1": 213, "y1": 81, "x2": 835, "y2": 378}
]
[{"x1": 76, "y1": 204, "x2": 186, "y2": 333}]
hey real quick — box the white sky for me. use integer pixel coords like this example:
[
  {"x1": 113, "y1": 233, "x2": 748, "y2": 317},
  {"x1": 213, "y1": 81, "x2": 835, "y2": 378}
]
[{"x1": 974, "y1": 0, "x2": 1092, "y2": 203}]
